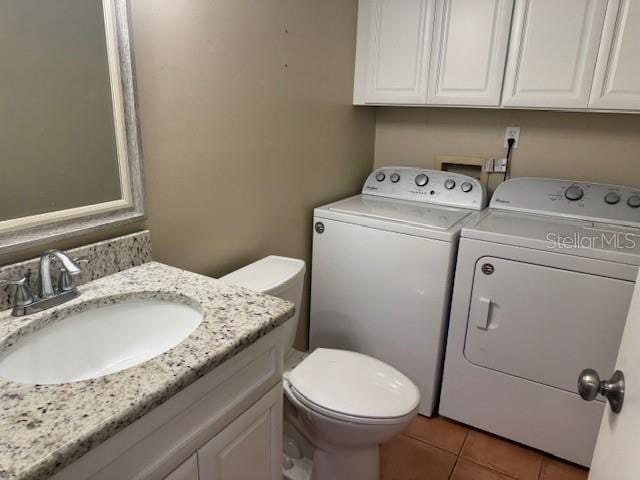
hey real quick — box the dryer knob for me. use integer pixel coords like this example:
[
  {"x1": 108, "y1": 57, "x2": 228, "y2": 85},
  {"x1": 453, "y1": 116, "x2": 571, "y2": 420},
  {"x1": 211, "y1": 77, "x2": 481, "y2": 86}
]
[
  {"x1": 604, "y1": 192, "x2": 621, "y2": 205},
  {"x1": 628, "y1": 195, "x2": 640, "y2": 208},
  {"x1": 415, "y1": 174, "x2": 429, "y2": 187},
  {"x1": 565, "y1": 185, "x2": 584, "y2": 201},
  {"x1": 461, "y1": 182, "x2": 473, "y2": 193},
  {"x1": 375, "y1": 171, "x2": 386, "y2": 182},
  {"x1": 390, "y1": 173, "x2": 401, "y2": 183},
  {"x1": 444, "y1": 179, "x2": 456, "y2": 190}
]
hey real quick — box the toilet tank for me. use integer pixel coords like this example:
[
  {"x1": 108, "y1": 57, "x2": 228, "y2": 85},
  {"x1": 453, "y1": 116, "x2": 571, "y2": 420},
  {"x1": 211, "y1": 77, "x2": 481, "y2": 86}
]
[{"x1": 219, "y1": 256, "x2": 306, "y2": 353}]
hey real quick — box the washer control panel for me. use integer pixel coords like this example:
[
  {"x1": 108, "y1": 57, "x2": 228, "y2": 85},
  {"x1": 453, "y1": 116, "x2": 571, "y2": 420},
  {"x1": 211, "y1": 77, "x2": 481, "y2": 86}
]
[
  {"x1": 362, "y1": 167, "x2": 487, "y2": 210},
  {"x1": 491, "y1": 177, "x2": 640, "y2": 228}
]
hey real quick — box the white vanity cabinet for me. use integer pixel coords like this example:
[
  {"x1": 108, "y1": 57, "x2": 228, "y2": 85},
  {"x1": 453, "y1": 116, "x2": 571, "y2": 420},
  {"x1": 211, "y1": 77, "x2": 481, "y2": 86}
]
[
  {"x1": 427, "y1": 0, "x2": 514, "y2": 106},
  {"x1": 197, "y1": 387, "x2": 282, "y2": 480},
  {"x1": 52, "y1": 328, "x2": 285, "y2": 480},
  {"x1": 165, "y1": 455, "x2": 198, "y2": 480},
  {"x1": 502, "y1": 0, "x2": 608, "y2": 109},
  {"x1": 589, "y1": 0, "x2": 640, "y2": 110},
  {"x1": 164, "y1": 387, "x2": 282, "y2": 480}
]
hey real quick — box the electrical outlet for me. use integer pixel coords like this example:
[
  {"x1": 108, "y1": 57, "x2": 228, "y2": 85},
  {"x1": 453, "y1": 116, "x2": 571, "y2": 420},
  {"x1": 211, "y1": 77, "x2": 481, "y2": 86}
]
[{"x1": 504, "y1": 126, "x2": 520, "y2": 148}]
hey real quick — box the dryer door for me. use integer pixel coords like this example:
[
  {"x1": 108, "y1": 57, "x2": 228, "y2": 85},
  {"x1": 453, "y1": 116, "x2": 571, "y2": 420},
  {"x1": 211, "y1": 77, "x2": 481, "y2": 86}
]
[{"x1": 465, "y1": 257, "x2": 634, "y2": 393}]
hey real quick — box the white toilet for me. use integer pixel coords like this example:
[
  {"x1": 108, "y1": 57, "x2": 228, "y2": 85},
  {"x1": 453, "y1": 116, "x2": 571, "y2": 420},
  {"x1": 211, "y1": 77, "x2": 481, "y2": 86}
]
[{"x1": 220, "y1": 255, "x2": 419, "y2": 480}]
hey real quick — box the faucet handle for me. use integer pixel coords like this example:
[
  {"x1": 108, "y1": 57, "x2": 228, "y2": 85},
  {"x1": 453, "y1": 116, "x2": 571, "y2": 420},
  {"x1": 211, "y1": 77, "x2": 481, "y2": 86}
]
[
  {"x1": 57, "y1": 257, "x2": 88, "y2": 292},
  {"x1": 73, "y1": 256, "x2": 90, "y2": 266},
  {"x1": 2, "y1": 277, "x2": 35, "y2": 307}
]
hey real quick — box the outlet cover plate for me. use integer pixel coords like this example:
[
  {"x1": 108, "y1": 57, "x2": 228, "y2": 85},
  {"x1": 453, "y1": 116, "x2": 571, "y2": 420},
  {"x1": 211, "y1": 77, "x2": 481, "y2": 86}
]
[{"x1": 504, "y1": 126, "x2": 520, "y2": 148}]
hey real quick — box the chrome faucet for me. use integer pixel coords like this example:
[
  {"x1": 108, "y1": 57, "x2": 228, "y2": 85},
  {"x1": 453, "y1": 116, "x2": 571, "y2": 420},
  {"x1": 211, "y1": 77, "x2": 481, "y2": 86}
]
[
  {"x1": 39, "y1": 250, "x2": 81, "y2": 298},
  {"x1": 3, "y1": 249, "x2": 85, "y2": 317}
]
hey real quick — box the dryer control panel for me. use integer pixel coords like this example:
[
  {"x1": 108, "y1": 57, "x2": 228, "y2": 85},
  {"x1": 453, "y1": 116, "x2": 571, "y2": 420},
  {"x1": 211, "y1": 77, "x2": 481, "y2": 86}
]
[
  {"x1": 362, "y1": 167, "x2": 487, "y2": 210},
  {"x1": 491, "y1": 177, "x2": 640, "y2": 228}
]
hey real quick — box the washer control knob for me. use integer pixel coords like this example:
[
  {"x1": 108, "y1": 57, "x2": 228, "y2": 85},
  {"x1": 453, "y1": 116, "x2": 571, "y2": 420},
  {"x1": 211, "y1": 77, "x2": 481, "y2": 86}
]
[
  {"x1": 415, "y1": 174, "x2": 429, "y2": 187},
  {"x1": 461, "y1": 182, "x2": 473, "y2": 193},
  {"x1": 565, "y1": 185, "x2": 584, "y2": 201},
  {"x1": 444, "y1": 179, "x2": 456, "y2": 190},
  {"x1": 390, "y1": 173, "x2": 401, "y2": 183},
  {"x1": 375, "y1": 171, "x2": 386, "y2": 182},
  {"x1": 604, "y1": 192, "x2": 621, "y2": 205},
  {"x1": 628, "y1": 195, "x2": 640, "y2": 208}
]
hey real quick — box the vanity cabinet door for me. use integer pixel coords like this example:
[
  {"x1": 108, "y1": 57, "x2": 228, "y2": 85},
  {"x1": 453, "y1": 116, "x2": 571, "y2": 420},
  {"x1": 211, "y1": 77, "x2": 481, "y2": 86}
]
[
  {"x1": 354, "y1": 0, "x2": 436, "y2": 104},
  {"x1": 164, "y1": 455, "x2": 199, "y2": 480},
  {"x1": 589, "y1": 0, "x2": 640, "y2": 110},
  {"x1": 197, "y1": 386, "x2": 282, "y2": 480},
  {"x1": 427, "y1": 0, "x2": 514, "y2": 106},
  {"x1": 502, "y1": 0, "x2": 608, "y2": 109}
]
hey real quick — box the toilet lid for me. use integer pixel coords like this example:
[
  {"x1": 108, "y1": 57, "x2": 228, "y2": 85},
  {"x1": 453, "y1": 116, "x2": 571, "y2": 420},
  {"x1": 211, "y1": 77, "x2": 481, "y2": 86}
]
[{"x1": 288, "y1": 348, "x2": 420, "y2": 419}]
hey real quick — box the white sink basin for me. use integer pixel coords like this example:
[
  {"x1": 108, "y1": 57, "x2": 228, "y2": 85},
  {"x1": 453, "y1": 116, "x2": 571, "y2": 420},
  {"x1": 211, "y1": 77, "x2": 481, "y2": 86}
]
[{"x1": 0, "y1": 299, "x2": 203, "y2": 385}]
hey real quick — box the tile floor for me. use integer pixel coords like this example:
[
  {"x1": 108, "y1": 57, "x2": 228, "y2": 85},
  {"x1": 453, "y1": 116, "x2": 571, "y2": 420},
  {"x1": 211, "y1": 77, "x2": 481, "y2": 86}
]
[{"x1": 380, "y1": 415, "x2": 589, "y2": 480}]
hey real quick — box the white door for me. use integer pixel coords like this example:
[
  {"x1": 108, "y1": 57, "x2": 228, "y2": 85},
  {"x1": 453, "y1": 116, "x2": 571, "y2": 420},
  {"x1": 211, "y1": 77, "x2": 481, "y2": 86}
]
[
  {"x1": 360, "y1": 0, "x2": 436, "y2": 104},
  {"x1": 588, "y1": 269, "x2": 640, "y2": 479},
  {"x1": 427, "y1": 0, "x2": 514, "y2": 106},
  {"x1": 197, "y1": 387, "x2": 282, "y2": 480},
  {"x1": 502, "y1": 0, "x2": 607, "y2": 109},
  {"x1": 589, "y1": 0, "x2": 640, "y2": 111}
]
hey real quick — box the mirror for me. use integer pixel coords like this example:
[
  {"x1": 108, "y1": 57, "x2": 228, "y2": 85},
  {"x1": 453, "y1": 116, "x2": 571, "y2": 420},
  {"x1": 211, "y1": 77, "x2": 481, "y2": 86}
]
[{"x1": 0, "y1": 0, "x2": 143, "y2": 253}]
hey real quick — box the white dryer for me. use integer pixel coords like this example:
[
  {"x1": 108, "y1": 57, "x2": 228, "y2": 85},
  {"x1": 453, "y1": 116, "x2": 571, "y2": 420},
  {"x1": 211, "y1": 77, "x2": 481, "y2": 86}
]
[
  {"x1": 309, "y1": 167, "x2": 487, "y2": 416},
  {"x1": 440, "y1": 177, "x2": 640, "y2": 466}
]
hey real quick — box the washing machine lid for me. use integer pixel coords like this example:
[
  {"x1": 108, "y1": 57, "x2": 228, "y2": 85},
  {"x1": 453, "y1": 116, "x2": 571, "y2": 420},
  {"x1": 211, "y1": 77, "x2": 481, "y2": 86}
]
[
  {"x1": 288, "y1": 348, "x2": 420, "y2": 420},
  {"x1": 328, "y1": 195, "x2": 472, "y2": 231}
]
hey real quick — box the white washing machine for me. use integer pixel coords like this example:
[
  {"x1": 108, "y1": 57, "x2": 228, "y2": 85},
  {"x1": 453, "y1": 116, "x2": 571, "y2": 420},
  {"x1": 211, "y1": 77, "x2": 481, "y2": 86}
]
[
  {"x1": 309, "y1": 166, "x2": 487, "y2": 416},
  {"x1": 440, "y1": 177, "x2": 640, "y2": 466}
]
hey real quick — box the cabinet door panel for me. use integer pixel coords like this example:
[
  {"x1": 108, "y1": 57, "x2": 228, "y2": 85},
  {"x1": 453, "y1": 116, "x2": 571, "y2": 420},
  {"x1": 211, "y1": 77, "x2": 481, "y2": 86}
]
[
  {"x1": 365, "y1": 0, "x2": 436, "y2": 104},
  {"x1": 198, "y1": 387, "x2": 282, "y2": 480},
  {"x1": 164, "y1": 455, "x2": 198, "y2": 480},
  {"x1": 502, "y1": 0, "x2": 607, "y2": 109},
  {"x1": 589, "y1": 0, "x2": 640, "y2": 110},
  {"x1": 428, "y1": 0, "x2": 513, "y2": 106}
]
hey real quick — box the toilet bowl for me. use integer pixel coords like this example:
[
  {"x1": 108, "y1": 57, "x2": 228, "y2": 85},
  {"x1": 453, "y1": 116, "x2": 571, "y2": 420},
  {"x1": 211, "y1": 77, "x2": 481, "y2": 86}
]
[{"x1": 220, "y1": 256, "x2": 419, "y2": 480}]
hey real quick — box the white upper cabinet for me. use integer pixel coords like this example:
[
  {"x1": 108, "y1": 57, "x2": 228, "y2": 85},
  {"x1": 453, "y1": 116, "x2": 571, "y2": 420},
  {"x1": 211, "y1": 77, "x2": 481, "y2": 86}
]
[
  {"x1": 427, "y1": 0, "x2": 514, "y2": 106},
  {"x1": 589, "y1": 0, "x2": 640, "y2": 110},
  {"x1": 354, "y1": 0, "x2": 436, "y2": 104},
  {"x1": 353, "y1": 0, "x2": 640, "y2": 112},
  {"x1": 502, "y1": 0, "x2": 608, "y2": 109}
]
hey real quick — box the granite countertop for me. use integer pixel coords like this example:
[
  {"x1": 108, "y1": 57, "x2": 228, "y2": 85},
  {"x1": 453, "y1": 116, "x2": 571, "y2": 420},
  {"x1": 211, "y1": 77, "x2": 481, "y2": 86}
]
[{"x1": 0, "y1": 262, "x2": 295, "y2": 480}]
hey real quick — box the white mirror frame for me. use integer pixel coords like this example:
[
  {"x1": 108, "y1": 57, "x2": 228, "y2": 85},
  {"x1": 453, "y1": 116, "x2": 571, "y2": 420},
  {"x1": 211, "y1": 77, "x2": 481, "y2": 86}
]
[{"x1": 0, "y1": 0, "x2": 144, "y2": 254}]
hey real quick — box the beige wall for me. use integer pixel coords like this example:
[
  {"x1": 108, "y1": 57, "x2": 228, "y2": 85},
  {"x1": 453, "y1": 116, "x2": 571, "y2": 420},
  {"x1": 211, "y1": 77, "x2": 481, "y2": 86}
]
[
  {"x1": 375, "y1": 108, "x2": 640, "y2": 187},
  {"x1": 131, "y1": 0, "x2": 375, "y2": 348}
]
